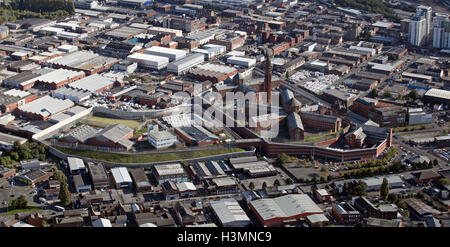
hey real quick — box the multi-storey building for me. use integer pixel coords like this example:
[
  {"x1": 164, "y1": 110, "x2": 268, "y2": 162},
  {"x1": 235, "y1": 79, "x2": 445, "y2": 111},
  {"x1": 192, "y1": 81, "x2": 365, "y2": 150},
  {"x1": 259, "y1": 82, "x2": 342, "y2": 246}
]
[{"x1": 409, "y1": 6, "x2": 432, "y2": 46}]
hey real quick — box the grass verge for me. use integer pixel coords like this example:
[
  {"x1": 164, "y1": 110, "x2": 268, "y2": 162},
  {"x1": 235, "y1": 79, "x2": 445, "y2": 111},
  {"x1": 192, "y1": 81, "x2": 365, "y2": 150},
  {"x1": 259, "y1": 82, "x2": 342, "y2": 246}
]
[
  {"x1": 56, "y1": 147, "x2": 246, "y2": 163},
  {"x1": 7, "y1": 205, "x2": 42, "y2": 216},
  {"x1": 85, "y1": 116, "x2": 142, "y2": 129}
]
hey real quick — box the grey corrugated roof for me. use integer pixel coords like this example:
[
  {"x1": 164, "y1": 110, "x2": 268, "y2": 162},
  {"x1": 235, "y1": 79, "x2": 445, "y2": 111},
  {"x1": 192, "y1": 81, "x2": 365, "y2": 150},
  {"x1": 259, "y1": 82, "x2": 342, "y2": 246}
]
[
  {"x1": 18, "y1": 95, "x2": 74, "y2": 118},
  {"x1": 250, "y1": 194, "x2": 323, "y2": 221},
  {"x1": 288, "y1": 112, "x2": 304, "y2": 131},
  {"x1": 95, "y1": 124, "x2": 133, "y2": 143},
  {"x1": 65, "y1": 125, "x2": 99, "y2": 143},
  {"x1": 210, "y1": 198, "x2": 250, "y2": 225}
]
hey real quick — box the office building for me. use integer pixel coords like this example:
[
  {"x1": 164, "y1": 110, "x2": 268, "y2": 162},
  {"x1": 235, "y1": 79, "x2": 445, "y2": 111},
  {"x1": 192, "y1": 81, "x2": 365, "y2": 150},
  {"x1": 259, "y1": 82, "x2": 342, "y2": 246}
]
[
  {"x1": 432, "y1": 14, "x2": 450, "y2": 49},
  {"x1": 409, "y1": 6, "x2": 432, "y2": 46}
]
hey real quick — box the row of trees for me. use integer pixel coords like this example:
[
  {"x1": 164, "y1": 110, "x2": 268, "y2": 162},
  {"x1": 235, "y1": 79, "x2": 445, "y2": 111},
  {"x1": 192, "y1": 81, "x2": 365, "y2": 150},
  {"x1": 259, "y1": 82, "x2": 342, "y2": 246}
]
[
  {"x1": 335, "y1": 0, "x2": 401, "y2": 22},
  {"x1": 0, "y1": 0, "x2": 74, "y2": 23},
  {"x1": 248, "y1": 179, "x2": 283, "y2": 191},
  {"x1": 0, "y1": 141, "x2": 48, "y2": 167},
  {"x1": 341, "y1": 147, "x2": 397, "y2": 171},
  {"x1": 370, "y1": 89, "x2": 420, "y2": 101},
  {"x1": 299, "y1": 175, "x2": 333, "y2": 184},
  {"x1": 10, "y1": 0, "x2": 74, "y2": 14}
]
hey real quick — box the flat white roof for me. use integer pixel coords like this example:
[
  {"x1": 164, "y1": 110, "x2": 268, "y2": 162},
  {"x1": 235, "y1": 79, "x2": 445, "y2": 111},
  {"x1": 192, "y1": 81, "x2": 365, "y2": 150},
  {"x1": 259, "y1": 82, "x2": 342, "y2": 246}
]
[
  {"x1": 154, "y1": 163, "x2": 185, "y2": 176},
  {"x1": 425, "y1": 88, "x2": 450, "y2": 100},
  {"x1": 127, "y1": 52, "x2": 169, "y2": 63},
  {"x1": 111, "y1": 167, "x2": 132, "y2": 184},
  {"x1": 145, "y1": 46, "x2": 187, "y2": 57},
  {"x1": 177, "y1": 181, "x2": 196, "y2": 191},
  {"x1": 18, "y1": 95, "x2": 74, "y2": 118},
  {"x1": 210, "y1": 198, "x2": 250, "y2": 225},
  {"x1": 250, "y1": 194, "x2": 323, "y2": 221},
  {"x1": 92, "y1": 218, "x2": 112, "y2": 227},
  {"x1": 227, "y1": 56, "x2": 256, "y2": 64},
  {"x1": 35, "y1": 68, "x2": 84, "y2": 84},
  {"x1": 4, "y1": 89, "x2": 30, "y2": 98},
  {"x1": 362, "y1": 175, "x2": 403, "y2": 187},
  {"x1": 195, "y1": 63, "x2": 236, "y2": 74},
  {"x1": 67, "y1": 157, "x2": 85, "y2": 171},
  {"x1": 68, "y1": 74, "x2": 114, "y2": 92}
]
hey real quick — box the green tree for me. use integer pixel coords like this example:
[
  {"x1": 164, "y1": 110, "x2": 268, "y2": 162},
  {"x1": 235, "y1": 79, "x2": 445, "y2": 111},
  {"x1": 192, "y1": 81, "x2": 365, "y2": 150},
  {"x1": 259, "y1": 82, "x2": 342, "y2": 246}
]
[
  {"x1": 353, "y1": 180, "x2": 367, "y2": 196},
  {"x1": 276, "y1": 153, "x2": 290, "y2": 165},
  {"x1": 397, "y1": 200, "x2": 407, "y2": 209},
  {"x1": 53, "y1": 169, "x2": 67, "y2": 184},
  {"x1": 433, "y1": 159, "x2": 438, "y2": 167},
  {"x1": 11, "y1": 195, "x2": 28, "y2": 209},
  {"x1": 320, "y1": 166, "x2": 328, "y2": 173},
  {"x1": 58, "y1": 182, "x2": 71, "y2": 207},
  {"x1": 327, "y1": 175, "x2": 332, "y2": 182},
  {"x1": 285, "y1": 71, "x2": 290, "y2": 79},
  {"x1": 273, "y1": 179, "x2": 281, "y2": 187},
  {"x1": 10, "y1": 152, "x2": 19, "y2": 161},
  {"x1": 408, "y1": 89, "x2": 419, "y2": 100},
  {"x1": 387, "y1": 193, "x2": 398, "y2": 203},
  {"x1": 285, "y1": 178, "x2": 293, "y2": 185},
  {"x1": 248, "y1": 182, "x2": 255, "y2": 191},
  {"x1": 371, "y1": 89, "x2": 378, "y2": 98},
  {"x1": 380, "y1": 178, "x2": 389, "y2": 201},
  {"x1": 262, "y1": 181, "x2": 267, "y2": 189},
  {"x1": 319, "y1": 176, "x2": 325, "y2": 183},
  {"x1": 397, "y1": 94, "x2": 404, "y2": 100}
]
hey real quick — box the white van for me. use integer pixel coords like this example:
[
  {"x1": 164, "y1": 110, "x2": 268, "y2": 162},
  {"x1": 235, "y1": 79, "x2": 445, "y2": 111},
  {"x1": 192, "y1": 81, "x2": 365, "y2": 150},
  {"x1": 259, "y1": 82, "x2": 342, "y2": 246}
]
[{"x1": 54, "y1": 205, "x2": 65, "y2": 212}]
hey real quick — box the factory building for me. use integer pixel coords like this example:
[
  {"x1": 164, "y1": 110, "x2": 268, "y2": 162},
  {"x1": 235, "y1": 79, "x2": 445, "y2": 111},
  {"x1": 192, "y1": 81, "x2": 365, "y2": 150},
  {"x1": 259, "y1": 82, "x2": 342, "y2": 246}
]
[
  {"x1": 249, "y1": 194, "x2": 324, "y2": 227},
  {"x1": 167, "y1": 53, "x2": 204, "y2": 75},
  {"x1": 15, "y1": 95, "x2": 74, "y2": 120},
  {"x1": 0, "y1": 132, "x2": 27, "y2": 151},
  {"x1": 174, "y1": 125, "x2": 219, "y2": 147},
  {"x1": 191, "y1": 44, "x2": 226, "y2": 60},
  {"x1": 34, "y1": 68, "x2": 85, "y2": 90},
  {"x1": 226, "y1": 56, "x2": 256, "y2": 68},
  {"x1": 423, "y1": 88, "x2": 450, "y2": 105},
  {"x1": 408, "y1": 108, "x2": 432, "y2": 125},
  {"x1": 87, "y1": 162, "x2": 110, "y2": 190},
  {"x1": 59, "y1": 125, "x2": 100, "y2": 144},
  {"x1": 87, "y1": 124, "x2": 134, "y2": 151},
  {"x1": 361, "y1": 175, "x2": 403, "y2": 191},
  {"x1": 147, "y1": 26, "x2": 183, "y2": 37},
  {"x1": 130, "y1": 168, "x2": 152, "y2": 192},
  {"x1": 110, "y1": 167, "x2": 133, "y2": 189},
  {"x1": 127, "y1": 53, "x2": 169, "y2": 70},
  {"x1": 153, "y1": 163, "x2": 188, "y2": 184},
  {"x1": 210, "y1": 198, "x2": 251, "y2": 227},
  {"x1": 2, "y1": 71, "x2": 41, "y2": 90},
  {"x1": 47, "y1": 51, "x2": 119, "y2": 75},
  {"x1": 68, "y1": 74, "x2": 115, "y2": 93},
  {"x1": 51, "y1": 87, "x2": 92, "y2": 103},
  {"x1": 0, "y1": 89, "x2": 38, "y2": 113},
  {"x1": 144, "y1": 46, "x2": 187, "y2": 62},
  {"x1": 65, "y1": 157, "x2": 85, "y2": 176},
  {"x1": 187, "y1": 63, "x2": 237, "y2": 83},
  {"x1": 230, "y1": 160, "x2": 277, "y2": 178}
]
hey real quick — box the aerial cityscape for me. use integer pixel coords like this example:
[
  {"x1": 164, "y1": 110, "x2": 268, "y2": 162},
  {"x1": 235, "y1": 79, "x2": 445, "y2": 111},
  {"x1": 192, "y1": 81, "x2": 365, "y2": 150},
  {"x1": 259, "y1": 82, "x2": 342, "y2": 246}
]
[{"x1": 0, "y1": 0, "x2": 449, "y2": 229}]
